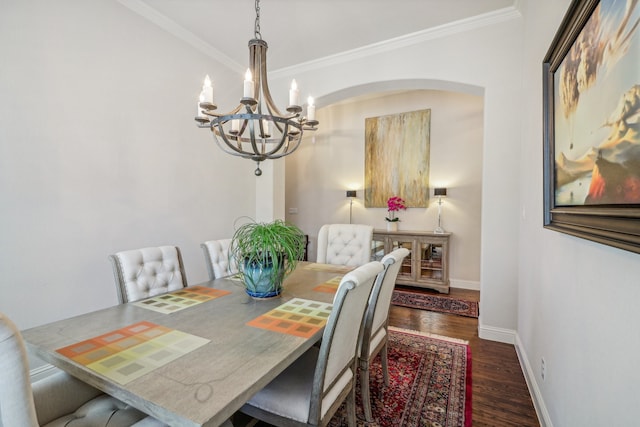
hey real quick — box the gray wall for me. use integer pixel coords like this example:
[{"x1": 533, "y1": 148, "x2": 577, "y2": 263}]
[
  {"x1": 285, "y1": 89, "x2": 483, "y2": 289},
  {"x1": 518, "y1": 1, "x2": 640, "y2": 425},
  {"x1": 281, "y1": 3, "x2": 524, "y2": 345},
  {"x1": 0, "y1": 0, "x2": 255, "y2": 329}
]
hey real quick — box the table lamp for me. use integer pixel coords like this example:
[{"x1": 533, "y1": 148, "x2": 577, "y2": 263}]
[
  {"x1": 434, "y1": 187, "x2": 447, "y2": 234},
  {"x1": 346, "y1": 190, "x2": 357, "y2": 223}
]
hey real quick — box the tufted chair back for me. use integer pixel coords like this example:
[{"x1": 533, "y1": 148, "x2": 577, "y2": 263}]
[
  {"x1": 201, "y1": 239, "x2": 238, "y2": 280},
  {"x1": 316, "y1": 224, "x2": 373, "y2": 267},
  {"x1": 109, "y1": 246, "x2": 188, "y2": 304}
]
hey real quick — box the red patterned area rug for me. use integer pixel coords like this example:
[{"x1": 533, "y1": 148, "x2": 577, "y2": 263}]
[
  {"x1": 328, "y1": 327, "x2": 472, "y2": 427},
  {"x1": 391, "y1": 289, "x2": 479, "y2": 318}
]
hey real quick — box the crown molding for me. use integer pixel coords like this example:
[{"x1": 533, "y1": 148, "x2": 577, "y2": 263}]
[
  {"x1": 117, "y1": 0, "x2": 521, "y2": 79},
  {"x1": 272, "y1": 6, "x2": 522, "y2": 78},
  {"x1": 116, "y1": 0, "x2": 245, "y2": 73},
  {"x1": 513, "y1": 0, "x2": 525, "y2": 15}
]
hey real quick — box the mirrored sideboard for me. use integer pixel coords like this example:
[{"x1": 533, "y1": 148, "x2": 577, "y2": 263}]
[{"x1": 372, "y1": 229, "x2": 451, "y2": 294}]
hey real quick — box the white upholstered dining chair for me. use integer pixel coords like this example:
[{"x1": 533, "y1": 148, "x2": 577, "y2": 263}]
[
  {"x1": 359, "y1": 247, "x2": 410, "y2": 422},
  {"x1": 240, "y1": 261, "x2": 384, "y2": 427},
  {"x1": 316, "y1": 224, "x2": 373, "y2": 267},
  {"x1": 201, "y1": 238, "x2": 238, "y2": 280},
  {"x1": 0, "y1": 312, "x2": 154, "y2": 427},
  {"x1": 109, "y1": 246, "x2": 188, "y2": 304}
]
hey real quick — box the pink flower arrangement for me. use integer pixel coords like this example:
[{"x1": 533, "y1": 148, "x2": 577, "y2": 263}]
[{"x1": 385, "y1": 196, "x2": 407, "y2": 222}]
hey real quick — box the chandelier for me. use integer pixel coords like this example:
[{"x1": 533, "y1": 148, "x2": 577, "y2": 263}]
[{"x1": 194, "y1": 0, "x2": 319, "y2": 176}]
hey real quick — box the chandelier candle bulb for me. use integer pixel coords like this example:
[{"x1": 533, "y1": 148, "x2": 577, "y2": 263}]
[
  {"x1": 243, "y1": 69, "x2": 254, "y2": 98},
  {"x1": 307, "y1": 96, "x2": 316, "y2": 121},
  {"x1": 197, "y1": 93, "x2": 205, "y2": 117},
  {"x1": 262, "y1": 119, "x2": 271, "y2": 137},
  {"x1": 289, "y1": 79, "x2": 299, "y2": 106},
  {"x1": 202, "y1": 75, "x2": 214, "y2": 104},
  {"x1": 231, "y1": 119, "x2": 240, "y2": 133}
]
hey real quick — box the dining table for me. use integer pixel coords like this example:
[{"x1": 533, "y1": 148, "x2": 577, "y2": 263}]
[{"x1": 22, "y1": 262, "x2": 351, "y2": 427}]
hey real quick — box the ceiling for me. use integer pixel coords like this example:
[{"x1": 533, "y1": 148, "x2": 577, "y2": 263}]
[{"x1": 120, "y1": 0, "x2": 516, "y2": 72}]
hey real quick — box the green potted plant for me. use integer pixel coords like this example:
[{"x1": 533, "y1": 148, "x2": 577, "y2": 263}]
[{"x1": 229, "y1": 219, "x2": 306, "y2": 299}]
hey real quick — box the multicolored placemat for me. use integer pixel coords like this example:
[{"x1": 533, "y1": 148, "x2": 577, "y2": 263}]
[
  {"x1": 312, "y1": 275, "x2": 342, "y2": 293},
  {"x1": 246, "y1": 298, "x2": 333, "y2": 338},
  {"x1": 56, "y1": 321, "x2": 209, "y2": 385},
  {"x1": 133, "y1": 286, "x2": 231, "y2": 314},
  {"x1": 304, "y1": 263, "x2": 353, "y2": 274}
]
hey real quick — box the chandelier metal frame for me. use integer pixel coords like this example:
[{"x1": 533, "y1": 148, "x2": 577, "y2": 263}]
[{"x1": 195, "y1": 0, "x2": 318, "y2": 176}]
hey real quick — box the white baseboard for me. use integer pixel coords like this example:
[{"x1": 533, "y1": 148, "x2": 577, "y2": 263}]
[
  {"x1": 514, "y1": 334, "x2": 553, "y2": 427},
  {"x1": 30, "y1": 364, "x2": 59, "y2": 382},
  {"x1": 450, "y1": 278, "x2": 480, "y2": 291},
  {"x1": 480, "y1": 328, "x2": 553, "y2": 426},
  {"x1": 478, "y1": 323, "x2": 515, "y2": 344}
]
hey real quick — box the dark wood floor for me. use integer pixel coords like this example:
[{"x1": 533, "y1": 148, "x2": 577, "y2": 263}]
[
  {"x1": 389, "y1": 286, "x2": 539, "y2": 426},
  {"x1": 235, "y1": 287, "x2": 540, "y2": 426}
]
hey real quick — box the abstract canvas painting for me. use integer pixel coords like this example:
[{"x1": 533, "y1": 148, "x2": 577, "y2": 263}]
[{"x1": 364, "y1": 109, "x2": 431, "y2": 207}]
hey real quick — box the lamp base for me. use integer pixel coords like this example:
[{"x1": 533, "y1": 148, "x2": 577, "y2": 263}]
[{"x1": 434, "y1": 226, "x2": 445, "y2": 234}]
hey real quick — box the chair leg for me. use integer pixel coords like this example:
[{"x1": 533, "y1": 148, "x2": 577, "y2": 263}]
[
  {"x1": 347, "y1": 384, "x2": 357, "y2": 427},
  {"x1": 381, "y1": 342, "x2": 389, "y2": 386},
  {"x1": 360, "y1": 360, "x2": 374, "y2": 422}
]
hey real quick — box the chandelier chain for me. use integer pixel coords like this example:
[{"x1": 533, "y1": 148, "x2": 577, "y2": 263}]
[{"x1": 254, "y1": 0, "x2": 262, "y2": 40}]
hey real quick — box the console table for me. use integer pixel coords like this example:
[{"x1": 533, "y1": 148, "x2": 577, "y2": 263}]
[{"x1": 372, "y1": 229, "x2": 451, "y2": 293}]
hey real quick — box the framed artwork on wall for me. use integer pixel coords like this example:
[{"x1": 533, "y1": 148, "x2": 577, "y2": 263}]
[
  {"x1": 364, "y1": 109, "x2": 431, "y2": 208},
  {"x1": 543, "y1": 0, "x2": 640, "y2": 254}
]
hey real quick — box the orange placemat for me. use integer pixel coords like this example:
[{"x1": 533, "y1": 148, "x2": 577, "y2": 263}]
[
  {"x1": 247, "y1": 298, "x2": 333, "y2": 338},
  {"x1": 56, "y1": 321, "x2": 209, "y2": 384},
  {"x1": 312, "y1": 275, "x2": 342, "y2": 293}
]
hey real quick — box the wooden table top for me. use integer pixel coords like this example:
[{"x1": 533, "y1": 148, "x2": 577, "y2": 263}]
[{"x1": 22, "y1": 262, "x2": 347, "y2": 427}]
